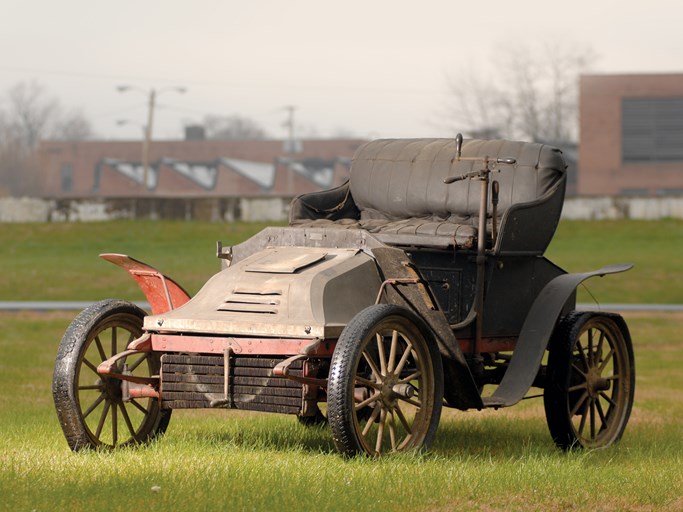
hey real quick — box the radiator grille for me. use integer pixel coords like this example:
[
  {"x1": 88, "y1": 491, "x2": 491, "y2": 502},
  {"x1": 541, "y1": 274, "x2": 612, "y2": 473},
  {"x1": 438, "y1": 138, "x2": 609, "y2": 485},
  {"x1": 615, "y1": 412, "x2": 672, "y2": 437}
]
[{"x1": 160, "y1": 354, "x2": 307, "y2": 415}]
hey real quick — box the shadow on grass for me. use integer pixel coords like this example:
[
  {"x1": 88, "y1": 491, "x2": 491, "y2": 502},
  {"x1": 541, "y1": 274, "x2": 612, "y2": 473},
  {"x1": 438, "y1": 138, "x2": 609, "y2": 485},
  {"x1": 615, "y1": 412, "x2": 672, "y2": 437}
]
[
  {"x1": 432, "y1": 417, "x2": 556, "y2": 458},
  {"x1": 163, "y1": 411, "x2": 565, "y2": 460},
  {"x1": 168, "y1": 414, "x2": 338, "y2": 455}
]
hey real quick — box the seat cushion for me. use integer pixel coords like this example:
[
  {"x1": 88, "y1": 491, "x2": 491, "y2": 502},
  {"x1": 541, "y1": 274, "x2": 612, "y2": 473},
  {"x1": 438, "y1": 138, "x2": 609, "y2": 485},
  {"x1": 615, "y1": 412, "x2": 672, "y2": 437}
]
[{"x1": 289, "y1": 217, "x2": 476, "y2": 248}]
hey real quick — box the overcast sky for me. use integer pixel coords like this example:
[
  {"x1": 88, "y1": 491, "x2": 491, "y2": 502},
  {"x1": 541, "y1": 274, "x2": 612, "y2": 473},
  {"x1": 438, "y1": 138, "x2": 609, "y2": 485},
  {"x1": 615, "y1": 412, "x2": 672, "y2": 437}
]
[{"x1": 1, "y1": 0, "x2": 682, "y2": 141}]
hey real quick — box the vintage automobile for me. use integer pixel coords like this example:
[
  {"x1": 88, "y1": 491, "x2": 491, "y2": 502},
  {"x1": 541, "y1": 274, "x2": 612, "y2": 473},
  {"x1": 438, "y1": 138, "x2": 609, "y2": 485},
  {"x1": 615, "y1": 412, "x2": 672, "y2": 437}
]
[{"x1": 53, "y1": 134, "x2": 635, "y2": 456}]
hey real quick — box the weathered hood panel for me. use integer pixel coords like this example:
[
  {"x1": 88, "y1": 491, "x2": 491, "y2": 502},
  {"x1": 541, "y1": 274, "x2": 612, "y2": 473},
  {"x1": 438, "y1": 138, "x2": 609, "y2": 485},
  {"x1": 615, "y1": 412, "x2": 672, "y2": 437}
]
[{"x1": 144, "y1": 246, "x2": 382, "y2": 338}]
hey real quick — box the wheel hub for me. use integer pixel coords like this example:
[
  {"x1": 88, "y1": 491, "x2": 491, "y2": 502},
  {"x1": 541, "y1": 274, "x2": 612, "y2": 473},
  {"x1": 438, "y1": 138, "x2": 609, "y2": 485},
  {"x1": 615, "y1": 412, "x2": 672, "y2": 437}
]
[
  {"x1": 586, "y1": 367, "x2": 611, "y2": 397},
  {"x1": 100, "y1": 377, "x2": 123, "y2": 402}
]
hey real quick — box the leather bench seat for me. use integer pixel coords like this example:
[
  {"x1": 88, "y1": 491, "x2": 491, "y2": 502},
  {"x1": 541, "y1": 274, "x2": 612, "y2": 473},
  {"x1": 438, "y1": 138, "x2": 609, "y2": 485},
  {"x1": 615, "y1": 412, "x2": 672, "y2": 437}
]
[{"x1": 289, "y1": 138, "x2": 566, "y2": 250}]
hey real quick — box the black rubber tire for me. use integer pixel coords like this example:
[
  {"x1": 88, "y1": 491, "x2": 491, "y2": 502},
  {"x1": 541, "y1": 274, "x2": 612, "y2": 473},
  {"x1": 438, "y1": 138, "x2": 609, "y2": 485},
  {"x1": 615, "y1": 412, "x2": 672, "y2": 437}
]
[
  {"x1": 327, "y1": 304, "x2": 443, "y2": 457},
  {"x1": 544, "y1": 312, "x2": 635, "y2": 450},
  {"x1": 52, "y1": 299, "x2": 171, "y2": 451}
]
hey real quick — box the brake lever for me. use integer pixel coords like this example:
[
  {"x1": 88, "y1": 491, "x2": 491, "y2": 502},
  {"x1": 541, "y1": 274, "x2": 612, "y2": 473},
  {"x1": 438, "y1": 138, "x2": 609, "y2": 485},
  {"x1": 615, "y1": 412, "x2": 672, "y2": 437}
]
[
  {"x1": 443, "y1": 157, "x2": 517, "y2": 184},
  {"x1": 443, "y1": 171, "x2": 477, "y2": 184}
]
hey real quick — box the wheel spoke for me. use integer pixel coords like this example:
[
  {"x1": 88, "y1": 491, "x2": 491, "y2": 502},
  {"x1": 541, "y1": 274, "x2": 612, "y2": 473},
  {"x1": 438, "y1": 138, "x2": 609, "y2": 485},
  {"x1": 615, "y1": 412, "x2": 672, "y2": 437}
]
[
  {"x1": 376, "y1": 333, "x2": 387, "y2": 376},
  {"x1": 119, "y1": 403, "x2": 137, "y2": 438},
  {"x1": 362, "y1": 405, "x2": 381, "y2": 436},
  {"x1": 577, "y1": 400, "x2": 589, "y2": 437},
  {"x1": 375, "y1": 408, "x2": 386, "y2": 454},
  {"x1": 78, "y1": 384, "x2": 103, "y2": 391},
  {"x1": 568, "y1": 382, "x2": 588, "y2": 393},
  {"x1": 575, "y1": 340, "x2": 589, "y2": 368},
  {"x1": 388, "y1": 330, "x2": 399, "y2": 373},
  {"x1": 111, "y1": 327, "x2": 117, "y2": 357},
  {"x1": 387, "y1": 409, "x2": 397, "y2": 451},
  {"x1": 82, "y1": 393, "x2": 106, "y2": 419},
  {"x1": 599, "y1": 348, "x2": 615, "y2": 372},
  {"x1": 355, "y1": 376, "x2": 381, "y2": 390},
  {"x1": 599, "y1": 391, "x2": 618, "y2": 408},
  {"x1": 570, "y1": 390, "x2": 589, "y2": 417},
  {"x1": 398, "y1": 370, "x2": 421, "y2": 385},
  {"x1": 111, "y1": 403, "x2": 118, "y2": 445},
  {"x1": 127, "y1": 353, "x2": 147, "y2": 373},
  {"x1": 587, "y1": 329, "x2": 595, "y2": 365},
  {"x1": 82, "y1": 357, "x2": 100, "y2": 377},
  {"x1": 393, "y1": 402, "x2": 412, "y2": 435},
  {"x1": 95, "y1": 400, "x2": 111, "y2": 439},
  {"x1": 571, "y1": 361, "x2": 587, "y2": 377},
  {"x1": 94, "y1": 336, "x2": 107, "y2": 362},
  {"x1": 394, "y1": 342, "x2": 414, "y2": 375},
  {"x1": 362, "y1": 350, "x2": 383, "y2": 381},
  {"x1": 595, "y1": 398, "x2": 608, "y2": 431},
  {"x1": 399, "y1": 396, "x2": 422, "y2": 408},
  {"x1": 355, "y1": 392, "x2": 381, "y2": 410},
  {"x1": 595, "y1": 331, "x2": 606, "y2": 366},
  {"x1": 589, "y1": 398, "x2": 596, "y2": 439},
  {"x1": 129, "y1": 398, "x2": 149, "y2": 415}
]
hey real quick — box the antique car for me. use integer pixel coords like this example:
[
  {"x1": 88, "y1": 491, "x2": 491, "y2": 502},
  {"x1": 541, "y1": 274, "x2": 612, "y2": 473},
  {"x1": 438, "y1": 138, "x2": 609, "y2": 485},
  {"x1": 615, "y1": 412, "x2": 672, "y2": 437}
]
[{"x1": 53, "y1": 134, "x2": 635, "y2": 456}]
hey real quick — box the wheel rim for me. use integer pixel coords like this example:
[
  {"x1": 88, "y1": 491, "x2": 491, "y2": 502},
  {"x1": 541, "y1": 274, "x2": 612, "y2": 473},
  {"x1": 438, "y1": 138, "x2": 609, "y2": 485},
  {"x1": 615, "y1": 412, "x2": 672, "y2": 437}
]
[
  {"x1": 566, "y1": 317, "x2": 632, "y2": 448},
  {"x1": 75, "y1": 314, "x2": 159, "y2": 448},
  {"x1": 351, "y1": 317, "x2": 435, "y2": 455}
]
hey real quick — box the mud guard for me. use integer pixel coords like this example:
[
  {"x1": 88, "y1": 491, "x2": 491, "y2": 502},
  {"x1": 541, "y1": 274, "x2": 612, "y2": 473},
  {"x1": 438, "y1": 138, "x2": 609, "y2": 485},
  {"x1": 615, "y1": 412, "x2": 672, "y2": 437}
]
[
  {"x1": 484, "y1": 263, "x2": 633, "y2": 408},
  {"x1": 99, "y1": 253, "x2": 191, "y2": 315},
  {"x1": 371, "y1": 247, "x2": 484, "y2": 410}
]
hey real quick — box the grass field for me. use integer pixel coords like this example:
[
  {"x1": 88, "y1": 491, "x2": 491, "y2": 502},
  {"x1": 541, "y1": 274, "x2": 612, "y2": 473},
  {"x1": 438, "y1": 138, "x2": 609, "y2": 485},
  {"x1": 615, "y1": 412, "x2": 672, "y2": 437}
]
[
  {"x1": 0, "y1": 218, "x2": 682, "y2": 303},
  {"x1": 1, "y1": 219, "x2": 682, "y2": 510}
]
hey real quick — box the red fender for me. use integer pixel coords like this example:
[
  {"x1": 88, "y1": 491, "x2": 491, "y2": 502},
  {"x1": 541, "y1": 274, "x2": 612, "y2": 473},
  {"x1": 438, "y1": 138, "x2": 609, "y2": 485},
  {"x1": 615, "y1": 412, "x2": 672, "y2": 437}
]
[{"x1": 99, "y1": 253, "x2": 191, "y2": 315}]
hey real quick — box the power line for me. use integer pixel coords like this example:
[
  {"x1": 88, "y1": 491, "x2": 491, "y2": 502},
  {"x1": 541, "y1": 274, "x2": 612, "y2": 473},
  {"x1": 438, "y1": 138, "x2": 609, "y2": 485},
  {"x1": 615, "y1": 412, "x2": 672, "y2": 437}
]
[{"x1": 0, "y1": 65, "x2": 447, "y2": 97}]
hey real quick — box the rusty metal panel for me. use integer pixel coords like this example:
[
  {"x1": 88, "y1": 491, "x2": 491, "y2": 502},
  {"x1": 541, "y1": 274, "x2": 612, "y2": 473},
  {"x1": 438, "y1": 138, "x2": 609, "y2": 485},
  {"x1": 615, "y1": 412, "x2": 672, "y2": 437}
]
[
  {"x1": 245, "y1": 248, "x2": 327, "y2": 273},
  {"x1": 145, "y1": 246, "x2": 382, "y2": 339}
]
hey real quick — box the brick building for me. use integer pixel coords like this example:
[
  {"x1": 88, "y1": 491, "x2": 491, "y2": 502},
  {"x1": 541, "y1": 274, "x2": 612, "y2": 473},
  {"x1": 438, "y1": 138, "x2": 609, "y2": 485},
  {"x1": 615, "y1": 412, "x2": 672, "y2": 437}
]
[
  {"x1": 579, "y1": 73, "x2": 683, "y2": 196},
  {"x1": 37, "y1": 138, "x2": 365, "y2": 198}
]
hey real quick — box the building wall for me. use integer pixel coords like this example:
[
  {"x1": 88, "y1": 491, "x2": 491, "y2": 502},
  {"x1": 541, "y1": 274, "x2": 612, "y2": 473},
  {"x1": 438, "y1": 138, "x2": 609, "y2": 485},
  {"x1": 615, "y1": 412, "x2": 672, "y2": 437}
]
[
  {"x1": 37, "y1": 139, "x2": 365, "y2": 198},
  {"x1": 579, "y1": 74, "x2": 683, "y2": 195}
]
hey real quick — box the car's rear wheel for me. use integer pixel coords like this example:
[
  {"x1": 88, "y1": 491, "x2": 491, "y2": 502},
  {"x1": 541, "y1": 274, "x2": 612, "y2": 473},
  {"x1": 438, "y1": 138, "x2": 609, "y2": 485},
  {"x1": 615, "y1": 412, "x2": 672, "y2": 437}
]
[
  {"x1": 327, "y1": 304, "x2": 443, "y2": 457},
  {"x1": 544, "y1": 312, "x2": 635, "y2": 450}
]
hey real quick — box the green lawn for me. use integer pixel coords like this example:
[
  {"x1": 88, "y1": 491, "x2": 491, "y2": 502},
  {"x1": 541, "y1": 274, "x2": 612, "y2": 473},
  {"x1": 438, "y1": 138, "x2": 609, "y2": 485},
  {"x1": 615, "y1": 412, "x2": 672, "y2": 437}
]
[
  {"x1": 0, "y1": 311, "x2": 681, "y2": 511},
  {"x1": 0, "y1": 218, "x2": 681, "y2": 303},
  {"x1": 546, "y1": 219, "x2": 683, "y2": 304}
]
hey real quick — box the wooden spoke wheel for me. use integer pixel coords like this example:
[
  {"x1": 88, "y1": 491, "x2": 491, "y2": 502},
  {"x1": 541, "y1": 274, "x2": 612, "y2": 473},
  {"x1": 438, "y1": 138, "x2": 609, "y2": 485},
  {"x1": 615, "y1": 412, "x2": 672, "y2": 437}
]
[
  {"x1": 327, "y1": 304, "x2": 443, "y2": 457},
  {"x1": 53, "y1": 300, "x2": 171, "y2": 451},
  {"x1": 544, "y1": 312, "x2": 635, "y2": 450}
]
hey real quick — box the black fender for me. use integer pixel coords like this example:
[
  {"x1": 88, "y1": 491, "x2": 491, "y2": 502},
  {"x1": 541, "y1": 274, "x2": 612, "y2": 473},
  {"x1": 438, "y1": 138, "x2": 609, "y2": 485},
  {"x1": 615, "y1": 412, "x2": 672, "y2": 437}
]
[
  {"x1": 371, "y1": 246, "x2": 484, "y2": 410},
  {"x1": 484, "y1": 263, "x2": 633, "y2": 408}
]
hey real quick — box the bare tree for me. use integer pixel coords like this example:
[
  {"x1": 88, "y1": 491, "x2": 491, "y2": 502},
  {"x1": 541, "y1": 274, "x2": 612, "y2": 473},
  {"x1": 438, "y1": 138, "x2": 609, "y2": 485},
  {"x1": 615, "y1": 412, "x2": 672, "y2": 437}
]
[
  {"x1": 445, "y1": 41, "x2": 595, "y2": 145},
  {"x1": 0, "y1": 80, "x2": 94, "y2": 195},
  {"x1": 203, "y1": 114, "x2": 269, "y2": 140},
  {"x1": 5, "y1": 81, "x2": 58, "y2": 151},
  {"x1": 52, "y1": 108, "x2": 94, "y2": 141}
]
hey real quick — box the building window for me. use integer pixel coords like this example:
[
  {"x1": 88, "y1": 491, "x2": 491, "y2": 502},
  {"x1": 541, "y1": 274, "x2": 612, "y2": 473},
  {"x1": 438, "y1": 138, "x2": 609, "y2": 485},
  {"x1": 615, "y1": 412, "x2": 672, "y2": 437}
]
[
  {"x1": 61, "y1": 164, "x2": 73, "y2": 192},
  {"x1": 622, "y1": 97, "x2": 683, "y2": 163}
]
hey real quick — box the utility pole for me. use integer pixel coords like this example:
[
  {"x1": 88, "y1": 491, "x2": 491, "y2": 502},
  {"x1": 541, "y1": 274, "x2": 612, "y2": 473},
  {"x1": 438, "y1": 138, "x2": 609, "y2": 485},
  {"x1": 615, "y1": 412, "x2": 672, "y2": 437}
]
[
  {"x1": 142, "y1": 89, "x2": 156, "y2": 190},
  {"x1": 117, "y1": 85, "x2": 186, "y2": 191},
  {"x1": 283, "y1": 105, "x2": 297, "y2": 195}
]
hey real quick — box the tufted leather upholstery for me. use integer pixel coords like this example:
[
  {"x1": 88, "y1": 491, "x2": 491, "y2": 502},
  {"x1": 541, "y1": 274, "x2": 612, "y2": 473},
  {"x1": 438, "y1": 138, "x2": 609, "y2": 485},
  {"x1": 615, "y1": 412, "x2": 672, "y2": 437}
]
[{"x1": 290, "y1": 138, "x2": 566, "y2": 249}]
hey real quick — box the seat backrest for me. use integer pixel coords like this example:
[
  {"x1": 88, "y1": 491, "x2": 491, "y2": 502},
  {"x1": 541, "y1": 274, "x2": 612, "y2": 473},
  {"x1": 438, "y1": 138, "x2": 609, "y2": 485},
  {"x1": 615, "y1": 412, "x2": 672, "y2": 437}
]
[{"x1": 349, "y1": 138, "x2": 566, "y2": 223}]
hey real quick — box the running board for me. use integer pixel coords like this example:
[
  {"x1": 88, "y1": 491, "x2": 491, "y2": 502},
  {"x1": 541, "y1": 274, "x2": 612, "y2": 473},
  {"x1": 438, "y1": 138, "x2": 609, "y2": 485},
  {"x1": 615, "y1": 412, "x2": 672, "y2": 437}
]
[{"x1": 483, "y1": 263, "x2": 633, "y2": 409}]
